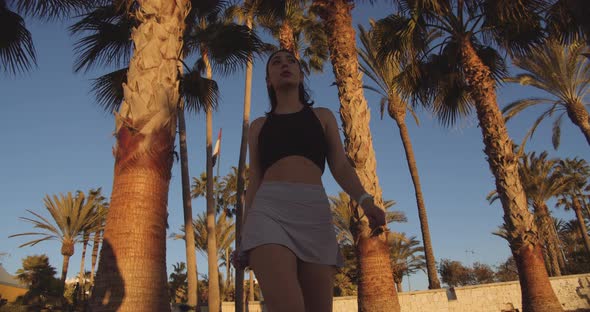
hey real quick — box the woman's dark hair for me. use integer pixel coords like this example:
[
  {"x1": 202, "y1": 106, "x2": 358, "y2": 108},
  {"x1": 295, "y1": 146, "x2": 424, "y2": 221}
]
[{"x1": 265, "y1": 49, "x2": 314, "y2": 115}]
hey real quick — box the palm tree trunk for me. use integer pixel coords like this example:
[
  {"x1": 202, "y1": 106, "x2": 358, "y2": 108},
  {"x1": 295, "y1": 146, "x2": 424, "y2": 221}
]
[
  {"x1": 235, "y1": 7, "x2": 254, "y2": 312},
  {"x1": 61, "y1": 254, "x2": 71, "y2": 288},
  {"x1": 395, "y1": 280, "x2": 402, "y2": 293},
  {"x1": 533, "y1": 203, "x2": 562, "y2": 276},
  {"x1": 225, "y1": 248, "x2": 231, "y2": 300},
  {"x1": 178, "y1": 103, "x2": 199, "y2": 308},
  {"x1": 390, "y1": 97, "x2": 441, "y2": 289},
  {"x1": 313, "y1": 1, "x2": 399, "y2": 311},
  {"x1": 573, "y1": 197, "x2": 590, "y2": 257},
  {"x1": 459, "y1": 36, "x2": 563, "y2": 312},
  {"x1": 79, "y1": 233, "x2": 89, "y2": 286},
  {"x1": 203, "y1": 49, "x2": 221, "y2": 312},
  {"x1": 89, "y1": 1, "x2": 189, "y2": 310},
  {"x1": 90, "y1": 229, "x2": 102, "y2": 286},
  {"x1": 279, "y1": 20, "x2": 299, "y2": 58},
  {"x1": 566, "y1": 100, "x2": 590, "y2": 146}
]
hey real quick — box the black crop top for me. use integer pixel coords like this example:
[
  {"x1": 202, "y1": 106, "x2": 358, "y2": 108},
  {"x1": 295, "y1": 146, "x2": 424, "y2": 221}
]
[{"x1": 258, "y1": 106, "x2": 328, "y2": 175}]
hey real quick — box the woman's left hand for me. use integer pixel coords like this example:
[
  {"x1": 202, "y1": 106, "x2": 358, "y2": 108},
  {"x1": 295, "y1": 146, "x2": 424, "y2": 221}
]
[{"x1": 360, "y1": 198, "x2": 386, "y2": 233}]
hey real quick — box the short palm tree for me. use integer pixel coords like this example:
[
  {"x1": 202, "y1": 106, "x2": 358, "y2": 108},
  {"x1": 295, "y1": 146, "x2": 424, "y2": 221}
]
[
  {"x1": 388, "y1": 233, "x2": 425, "y2": 293},
  {"x1": 10, "y1": 192, "x2": 102, "y2": 290},
  {"x1": 358, "y1": 22, "x2": 441, "y2": 289},
  {"x1": 375, "y1": 0, "x2": 562, "y2": 309},
  {"x1": 329, "y1": 191, "x2": 405, "y2": 246},
  {"x1": 503, "y1": 39, "x2": 590, "y2": 149},
  {"x1": 556, "y1": 157, "x2": 590, "y2": 257}
]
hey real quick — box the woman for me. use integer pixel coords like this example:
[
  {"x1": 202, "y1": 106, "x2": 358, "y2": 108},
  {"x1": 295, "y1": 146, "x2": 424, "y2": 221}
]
[{"x1": 234, "y1": 49, "x2": 386, "y2": 312}]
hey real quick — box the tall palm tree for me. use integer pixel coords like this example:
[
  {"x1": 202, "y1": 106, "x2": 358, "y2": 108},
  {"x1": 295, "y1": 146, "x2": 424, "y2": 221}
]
[
  {"x1": 311, "y1": 1, "x2": 398, "y2": 310},
  {"x1": 388, "y1": 233, "x2": 425, "y2": 293},
  {"x1": 518, "y1": 152, "x2": 571, "y2": 276},
  {"x1": 70, "y1": 3, "x2": 264, "y2": 309},
  {"x1": 358, "y1": 22, "x2": 441, "y2": 289},
  {"x1": 80, "y1": 0, "x2": 191, "y2": 309},
  {"x1": 376, "y1": 1, "x2": 562, "y2": 310},
  {"x1": 503, "y1": 39, "x2": 590, "y2": 149},
  {"x1": 10, "y1": 192, "x2": 101, "y2": 289},
  {"x1": 556, "y1": 157, "x2": 590, "y2": 257}
]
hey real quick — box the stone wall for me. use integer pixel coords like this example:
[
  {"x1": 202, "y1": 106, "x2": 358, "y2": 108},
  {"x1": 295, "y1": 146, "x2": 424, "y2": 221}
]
[{"x1": 206, "y1": 273, "x2": 590, "y2": 312}]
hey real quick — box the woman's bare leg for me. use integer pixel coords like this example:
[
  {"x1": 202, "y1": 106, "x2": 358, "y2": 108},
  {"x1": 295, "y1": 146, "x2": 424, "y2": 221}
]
[
  {"x1": 297, "y1": 260, "x2": 336, "y2": 312},
  {"x1": 249, "y1": 244, "x2": 305, "y2": 312}
]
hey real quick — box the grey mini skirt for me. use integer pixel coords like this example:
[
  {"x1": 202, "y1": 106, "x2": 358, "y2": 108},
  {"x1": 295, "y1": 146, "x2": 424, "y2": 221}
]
[{"x1": 240, "y1": 181, "x2": 345, "y2": 268}]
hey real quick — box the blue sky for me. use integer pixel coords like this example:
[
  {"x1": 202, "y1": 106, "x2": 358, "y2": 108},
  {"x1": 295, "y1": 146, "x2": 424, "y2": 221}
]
[{"x1": 1, "y1": 3, "x2": 588, "y2": 292}]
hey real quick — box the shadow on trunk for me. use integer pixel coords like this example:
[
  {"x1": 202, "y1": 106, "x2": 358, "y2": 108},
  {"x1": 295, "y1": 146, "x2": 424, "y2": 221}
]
[{"x1": 88, "y1": 240, "x2": 124, "y2": 311}]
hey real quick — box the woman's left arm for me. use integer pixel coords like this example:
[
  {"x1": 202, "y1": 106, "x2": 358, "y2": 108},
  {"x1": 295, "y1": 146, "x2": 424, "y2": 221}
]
[{"x1": 319, "y1": 108, "x2": 386, "y2": 229}]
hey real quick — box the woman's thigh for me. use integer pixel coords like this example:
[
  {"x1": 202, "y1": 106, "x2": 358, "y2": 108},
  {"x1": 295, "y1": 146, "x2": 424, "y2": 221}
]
[
  {"x1": 297, "y1": 260, "x2": 336, "y2": 312},
  {"x1": 249, "y1": 244, "x2": 305, "y2": 312}
]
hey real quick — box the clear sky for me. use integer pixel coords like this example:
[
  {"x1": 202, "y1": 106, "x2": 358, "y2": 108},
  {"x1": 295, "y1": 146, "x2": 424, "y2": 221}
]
[{"x1": 1, "y1": 3, "x2": 587, "y2": 292}]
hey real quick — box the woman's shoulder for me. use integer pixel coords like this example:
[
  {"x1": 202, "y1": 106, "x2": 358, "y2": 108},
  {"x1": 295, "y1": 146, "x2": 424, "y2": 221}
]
[{"x1": 311, "y1": 106, "x2": 335, "y2": 118}]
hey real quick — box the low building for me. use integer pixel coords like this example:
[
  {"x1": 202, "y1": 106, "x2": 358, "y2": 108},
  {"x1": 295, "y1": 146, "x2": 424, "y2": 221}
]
[{"x1": 0, "y1": 265, "x2": 27, "y2": 302}]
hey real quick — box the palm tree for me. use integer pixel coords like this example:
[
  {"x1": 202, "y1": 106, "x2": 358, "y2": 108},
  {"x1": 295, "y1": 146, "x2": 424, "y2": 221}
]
[
  {"x1": 375, "y1": 1, "x2": 562, "y2": 310},
  {"x1": 10, "y1": 192, "x2": 101, "y2": 289},
  {"x1": 388, "y1": 233, "x2": 425, "y2": 292},
  {"x1": 329, "y1": 192, "x2": 405, "y2": 246},
  {"x1": 70, "y1": 3, "x2": 264, "y2": 309},
  {"x1": 77, "y1": 188, "x2": 107, "y2": 289},
  {"x1": 545, "y1": 0, "x2": 590, "y2": 45},
  {"x1": 0, "y1": 0, "x2": 91, "y2": 75},
  {"x1": 503, "y1": 39, "x2": 590, "y2": 149},
  {"x1": 89, "y1": 194, "x2": 108, "y2": 286},
  {"x1": 311, "y1": 1, "x2": 398, "y2": 310},
  {"x1": 517, "y1": 152, "x2": 571, "y2": 276},
  {"x1": 358, "y1": 22, "x2": 441, "y2": 289},
  {"x1": 556, "y1": 157, "x2": 590, "y2": 257}
]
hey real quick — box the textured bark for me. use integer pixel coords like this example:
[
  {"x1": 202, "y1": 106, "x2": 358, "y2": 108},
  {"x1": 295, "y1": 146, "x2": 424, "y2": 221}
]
[
  {"x1": 60, "y1": 241, "x2": 74, "y2": 286},
  {"x1": 178, "y1": 104, "x2": 199, "y2": 308},
  {"x1": 459, "y1": 36, "x2": 563, "y2": 312},
  {"x1": 573, "y1": 197, "x2": 590, "y2": 257},
  {"x1": 235, "y1": 10, "x2": 253, "y2": 312},
  {"x1": 89, "y1": 0, "x2": 188, "y2": 310},
  {"x1": 533, "y1": 202, "x2": 562, "y2": 276},
  {"x1": 389, "y1": 95, "x2": 441, "y2": 289},
  {"x1": 279, "y1": 20, "x2": 299, "y2": 58},
  {"x1": 203, "y1": 50, "x2": 221, "y2": 312},
  {"x1": 313, "y1": 2, "x2": 399, "y2": 310},
  {"x1": 90, "y1": 229, "x2": 101, "y2": 285},
  {"x1": 566, "y1": 99, "x2": 590, "y2": 146}
]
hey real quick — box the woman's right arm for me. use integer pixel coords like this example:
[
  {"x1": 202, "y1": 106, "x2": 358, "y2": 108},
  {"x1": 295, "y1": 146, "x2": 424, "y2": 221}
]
[{"x1": 243, "y1": 117, "x2": 265, "y2": 226}]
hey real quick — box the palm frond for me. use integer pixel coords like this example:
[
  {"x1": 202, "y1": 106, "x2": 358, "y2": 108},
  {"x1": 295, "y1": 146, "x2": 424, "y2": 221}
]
[
  {"x1": 69, "y1": 5, "x2": 134, "y2": 73},
  {"x1": 182, "y1": 68, "x2": 219, "y2": 113},
  {"x1": 90, "y1": 67, "x2": 127, "y2": 113},
  {"x1": 13, "y1": 0, "x2": 91, "y2": 20},
  {"x1": 0, "y1": 4, "x2": 36, "y2": 75}
]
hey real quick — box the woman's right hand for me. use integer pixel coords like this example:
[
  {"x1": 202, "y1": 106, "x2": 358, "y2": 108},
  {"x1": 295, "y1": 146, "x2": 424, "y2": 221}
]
[{"x1": 231, "y1": 249, "x2": 248, "y2": 270}]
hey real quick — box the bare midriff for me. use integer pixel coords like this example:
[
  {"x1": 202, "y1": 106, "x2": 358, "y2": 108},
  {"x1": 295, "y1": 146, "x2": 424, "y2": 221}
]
[{"x1": 262, "y1": 156, "x2": 323, "y2": 185}]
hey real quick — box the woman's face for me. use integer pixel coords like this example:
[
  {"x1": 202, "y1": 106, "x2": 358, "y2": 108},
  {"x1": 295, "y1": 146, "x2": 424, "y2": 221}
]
[{"x1": 266, "y1": 51, "x2": 302, "y2": 90}]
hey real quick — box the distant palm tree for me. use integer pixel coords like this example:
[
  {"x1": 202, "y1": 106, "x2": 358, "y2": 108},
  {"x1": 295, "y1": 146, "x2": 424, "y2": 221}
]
[
  {"x1": 358, "y1": 22, "x2": 441, "y2": 289},
  {"x1": 556, "y1": 157, "x2": 590, "y2": 257},
  {"x1": 77, "y1": 188, "x2": 108, "y2": 288},
  {"x1": 10, "y1": 192, "x2": 101, "y2": 289},
  {"x1": 388, "y1": 233, "x2": 425, "y2": 293},
  {"x1": 503, "y1": 39, "x2": 590, "y2": 149},
  {"x1": 375, "y1": 0, "x2": 562, "y2": 309},
  {"x1": 329, "y1": 192, "x2": 405, "y2": 246}
]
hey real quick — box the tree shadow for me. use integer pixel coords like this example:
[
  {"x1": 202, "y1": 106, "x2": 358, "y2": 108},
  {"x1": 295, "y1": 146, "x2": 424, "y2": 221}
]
[{"x1": 88, "y1": 240, "x2": 124, "y2": 311}]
